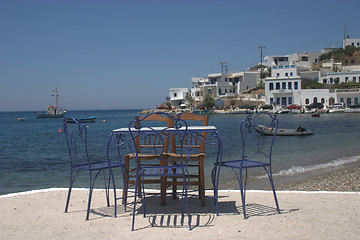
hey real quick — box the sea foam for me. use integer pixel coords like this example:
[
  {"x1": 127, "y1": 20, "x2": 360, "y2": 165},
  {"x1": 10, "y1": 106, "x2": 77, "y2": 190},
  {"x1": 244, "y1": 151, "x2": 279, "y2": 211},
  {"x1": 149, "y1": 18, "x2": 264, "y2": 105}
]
[{"x1": 257, "y1": 155, "x2": 360, "y2": 179}]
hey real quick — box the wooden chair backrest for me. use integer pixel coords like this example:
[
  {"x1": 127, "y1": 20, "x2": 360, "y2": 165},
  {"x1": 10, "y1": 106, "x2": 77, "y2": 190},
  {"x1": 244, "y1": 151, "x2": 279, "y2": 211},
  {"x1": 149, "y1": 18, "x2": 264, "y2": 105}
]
[{"x1": 172, "y1": 112, "x2": 209, "y2": 153}]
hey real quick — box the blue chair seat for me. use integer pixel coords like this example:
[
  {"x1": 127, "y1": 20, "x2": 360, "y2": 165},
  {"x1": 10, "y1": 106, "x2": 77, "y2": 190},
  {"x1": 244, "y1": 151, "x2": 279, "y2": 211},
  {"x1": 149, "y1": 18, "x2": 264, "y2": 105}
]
[
  {"x1": 139, "y1": 165, "x2": 183, "y2": 177},
  {"x1": 219, "y1": 160, "x2": 270, "y2": 169},
  {"x1": 74, "y1": 161, "x2": 124, "y2": 171}
]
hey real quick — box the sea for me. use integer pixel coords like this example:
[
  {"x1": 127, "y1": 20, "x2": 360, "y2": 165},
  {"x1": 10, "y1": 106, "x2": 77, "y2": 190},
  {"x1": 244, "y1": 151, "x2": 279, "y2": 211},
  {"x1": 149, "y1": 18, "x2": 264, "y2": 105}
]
[{"x1": 1, "y1": 109, "x2": 360, "y2": 196}]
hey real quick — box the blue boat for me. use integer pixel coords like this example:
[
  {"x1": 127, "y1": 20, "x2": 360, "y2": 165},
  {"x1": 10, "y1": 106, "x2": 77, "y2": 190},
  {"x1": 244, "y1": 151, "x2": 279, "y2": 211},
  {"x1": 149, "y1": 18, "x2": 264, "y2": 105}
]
[{"x1": 65, "y1": 116, "x2": 96, "y2": 123}]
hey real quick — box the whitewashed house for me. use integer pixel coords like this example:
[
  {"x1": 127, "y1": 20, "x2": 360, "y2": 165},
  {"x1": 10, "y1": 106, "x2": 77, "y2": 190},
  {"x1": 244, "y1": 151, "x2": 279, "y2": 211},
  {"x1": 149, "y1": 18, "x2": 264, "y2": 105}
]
[
  {"x1": 169, "y1": 88, "x2": 189, "y2": 107},
  {"x1": 344, "y1": 38, "x2": 360, "y2": 48},
  {"x1": 265, "y1": 65, "x2": 302, "y2": 106},
  {"x1": 264, "y1": 52, "x2": 321, "y2": 71},
  {"x1": 320, "y1": 71, "x2": 360, "y2": 84},
  {"x1": 190, "y1": 71, "x2": 259, "y2": 102}
]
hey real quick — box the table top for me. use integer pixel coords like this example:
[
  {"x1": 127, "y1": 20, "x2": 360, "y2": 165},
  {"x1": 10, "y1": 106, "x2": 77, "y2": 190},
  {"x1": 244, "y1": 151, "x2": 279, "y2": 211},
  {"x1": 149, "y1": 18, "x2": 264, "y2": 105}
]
[{"x1": 112, "y1": 125, "x2": 217, "y2": 133}]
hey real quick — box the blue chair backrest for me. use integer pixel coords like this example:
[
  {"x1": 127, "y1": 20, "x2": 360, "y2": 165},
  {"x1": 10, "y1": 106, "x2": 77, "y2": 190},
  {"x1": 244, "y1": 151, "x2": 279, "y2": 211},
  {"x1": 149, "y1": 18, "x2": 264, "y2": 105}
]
[
  {"x1": 129, "y1": 112, "x2": 190, "y2": 167},
  {"x1": 240, "y1": 112, "x2": 279, "y2": 164},
  {"x1": 63, "y1": 117, "x2": 90, "y2": 166}
]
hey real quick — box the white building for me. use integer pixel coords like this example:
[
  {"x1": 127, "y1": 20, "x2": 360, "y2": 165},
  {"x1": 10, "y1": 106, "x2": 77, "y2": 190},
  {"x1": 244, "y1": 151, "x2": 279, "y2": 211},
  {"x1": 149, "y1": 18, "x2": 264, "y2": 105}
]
[
  {"x1": 320, "y1": 71, "x2": 360, "y2": 84},
  {"x1": 190, "y1": 71, "x2": 259, "y2": 101},
  {"x1": 343, "y1": 38, "x2": 360, "y2": 48},
  {"x1": 265, "y1": 65, "x2": 301, "y2": 106},
  {"x1": 168, "y1": 88, "x2": 189, "y2": 107},
  {"x1": 265, "y1": 65, "x2": 360, "y2": 107},
  {"x1": 264, "y1": 52, "x2": 321, "y2": 71}
]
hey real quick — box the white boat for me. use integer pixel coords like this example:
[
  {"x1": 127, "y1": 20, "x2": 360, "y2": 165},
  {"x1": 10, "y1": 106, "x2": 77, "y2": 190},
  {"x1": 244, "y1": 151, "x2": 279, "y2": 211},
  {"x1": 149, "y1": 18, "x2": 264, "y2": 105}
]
[
  {"x1": 256, "y1": 125, "x2": 314, "y2": 136},
  {"x1": 35, "y1": 88, "x2": 66, "y2": 118}
]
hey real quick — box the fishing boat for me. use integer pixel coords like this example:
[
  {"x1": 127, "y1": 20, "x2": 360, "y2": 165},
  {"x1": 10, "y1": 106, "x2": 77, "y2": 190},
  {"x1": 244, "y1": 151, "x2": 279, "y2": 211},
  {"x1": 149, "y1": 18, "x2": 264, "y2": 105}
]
[
  {"x1": 65, "y1": 116, "x2": 96, "y2": 123},
  {"x1": 35, "y1": 89, "x2": 66, "y2": 118},
  {"x1": 256, "y1": 125, "x2": 314, "y2": 136}
]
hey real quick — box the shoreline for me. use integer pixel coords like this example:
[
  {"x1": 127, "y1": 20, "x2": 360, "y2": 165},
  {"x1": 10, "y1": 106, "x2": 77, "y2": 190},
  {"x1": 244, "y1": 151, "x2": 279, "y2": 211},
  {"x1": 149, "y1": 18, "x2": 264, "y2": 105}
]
[{"x1": 1, "y1": 163, "x2": 359, "y2": 198}]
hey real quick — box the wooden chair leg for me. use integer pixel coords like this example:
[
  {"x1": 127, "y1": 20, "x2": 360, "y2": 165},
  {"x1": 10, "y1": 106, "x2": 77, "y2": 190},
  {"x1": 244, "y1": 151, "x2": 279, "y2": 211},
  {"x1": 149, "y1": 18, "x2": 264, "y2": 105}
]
[
  {"x1": 199, "y1": 158, "x2": 206, "y2": 206},
  {"x1": 123, "y1": 156, "x2": 130, "y2": 204}
]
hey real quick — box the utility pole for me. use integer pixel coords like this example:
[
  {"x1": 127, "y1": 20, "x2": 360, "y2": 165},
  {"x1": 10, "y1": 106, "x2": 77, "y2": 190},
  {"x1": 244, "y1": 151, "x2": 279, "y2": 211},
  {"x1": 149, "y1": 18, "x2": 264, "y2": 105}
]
[
  {"x1": 258, "y1": 46, "x2": 265, "y2": 84},
  {"x1": 344, "y1": 25, "x2": 346, "y2": 48},
  {"x1": 219, "y1": 62, "x2": 227, "y2": 74}
]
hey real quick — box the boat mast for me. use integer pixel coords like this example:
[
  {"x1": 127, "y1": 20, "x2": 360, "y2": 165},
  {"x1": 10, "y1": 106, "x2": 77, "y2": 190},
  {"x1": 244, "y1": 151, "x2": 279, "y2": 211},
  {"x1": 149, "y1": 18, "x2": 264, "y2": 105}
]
[{"x1": 53, "y1": 88, "x2": 59, "y2": 110}]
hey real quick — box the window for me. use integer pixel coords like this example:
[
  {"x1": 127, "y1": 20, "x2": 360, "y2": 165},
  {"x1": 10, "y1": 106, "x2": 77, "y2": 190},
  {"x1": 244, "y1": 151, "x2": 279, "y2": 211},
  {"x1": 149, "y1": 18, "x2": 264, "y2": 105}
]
[
  {"x1": 323, "y1": 79, "x2": 327, "y2": 84},
  {"x1": 218, "y1": 89, "x2": 222, "y2": 95},
  {"x1": 347, "y1": 98, "x2": 352, "y2": 106},
  {"x1": 285, "y1": 73, "x2": 289, "y2": 77},
  {"x1": 288, "y1": 82, "x2": 292, "y2": 89},
  {"x1": 345, "y1": 77, "x2": 349, "y2": 82},
  {"x1": 351, "y1": 60, "x2": 355, "y2": 64},
  {"x1": 294, "y1": 82, "x2": 298, "y2": 90},
  {"x1": 305, "y1": 98, "x2": 309, "y2": 104},
  {"x1": 269, "y1": 83, "x2": 274, "y2": 90},
  {"x1": 321, "y1": 98, "x2": 325, "y2": 103},
  {"x1": 277, "y1": 73, "x2": 280, "y2": 77},
  {"x1": 282, "y1": 82, "x2": 286, "y2": 89},
  {"x1": 276, "y1": 82, "x2": 280, "y2": 90},
  {"x1": 276, "y1": 97, "x2": 280, "y2": 105},
  {"x1": 290, "y1": 72, "x2": 293, "y2": 76},
  {"x1": 225, "y1": 78, "x2": 228, "y2": 82},
  {"x1": 330, "y1": 78, "x2": 333, "y2": 83},
  {"x1": 174, "y1": 93, "x2": 177, "y2": 97},
  {"x1": 225, "y1": 89, "x2": 228, "y2": 93},
  {"x1": 313, "y1": 97, "x2": 318, "y2": 103},
  {"x1": 270, "y1": 98, "x2": 274, "y2": 105},
  {"x1": 340, "y1": 98, "x2": 344, "y2": 103},
  {"x1": 355, "y1": 98, "x2": 359, "y2": 104},
  {"x1": 353, "y1": 77, "x2": 356, "y2": 82},
  {"x1": 282, "y1": 97, "x2": 287, "y2": 106},
  {"x1": 288, "y1": 97, "x2": 292, "y2": 105}
]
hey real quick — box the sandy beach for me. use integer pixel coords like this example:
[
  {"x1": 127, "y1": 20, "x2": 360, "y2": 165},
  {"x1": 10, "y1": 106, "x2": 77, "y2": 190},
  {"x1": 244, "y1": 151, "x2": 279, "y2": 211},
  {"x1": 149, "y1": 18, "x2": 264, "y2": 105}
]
[{"x1": 1, "y1": 166, "x2": 359, "y2": 240}]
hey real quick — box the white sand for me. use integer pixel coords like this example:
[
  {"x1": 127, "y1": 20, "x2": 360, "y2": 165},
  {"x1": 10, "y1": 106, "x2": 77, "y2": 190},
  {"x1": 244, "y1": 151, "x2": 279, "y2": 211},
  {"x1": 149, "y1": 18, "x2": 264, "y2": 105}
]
[{"x1": 1, "y1": 188, "x2": 359, "y2": 240}]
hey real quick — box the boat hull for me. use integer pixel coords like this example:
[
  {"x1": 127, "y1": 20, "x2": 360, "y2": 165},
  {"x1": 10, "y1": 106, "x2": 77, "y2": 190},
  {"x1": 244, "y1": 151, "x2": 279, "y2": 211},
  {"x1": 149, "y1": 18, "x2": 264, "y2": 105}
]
[
  {"x1": 65, "y1": 116, "x2": 96, "y2": 123},
  {"x1": 35, "y1": 112, "x2": 66, "y2": 118},
  {"x1": 256, "y1": 125, "x2": 314, "y2": 136}
]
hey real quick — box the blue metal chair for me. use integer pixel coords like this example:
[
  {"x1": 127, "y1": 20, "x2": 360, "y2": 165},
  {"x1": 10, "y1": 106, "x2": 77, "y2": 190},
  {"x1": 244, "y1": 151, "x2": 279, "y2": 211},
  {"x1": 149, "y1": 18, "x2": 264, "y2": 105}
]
[
  {"x1": 215, "y1": 111, "x2": 280, "y2": 218},
  {"x1": 128, "y1": 112, "x2": 192, "y2": 231},
  {"x1": 63, "y1": 117, "x2": 127, "y2": 220}
]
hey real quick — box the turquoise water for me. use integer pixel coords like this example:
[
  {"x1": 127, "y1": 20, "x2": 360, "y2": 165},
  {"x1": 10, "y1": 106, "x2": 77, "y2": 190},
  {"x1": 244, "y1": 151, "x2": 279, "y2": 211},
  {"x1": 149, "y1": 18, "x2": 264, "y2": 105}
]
[{"x1": 1, "y1": 110, "x2": 360, "y2": 195}]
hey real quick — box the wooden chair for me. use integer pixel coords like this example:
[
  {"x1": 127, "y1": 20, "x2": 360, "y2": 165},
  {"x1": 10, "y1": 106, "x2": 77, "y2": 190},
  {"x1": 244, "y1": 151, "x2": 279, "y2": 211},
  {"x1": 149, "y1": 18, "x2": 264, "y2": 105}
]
[
  {"x1": 124, "y1": 112, "x2": 174, "y2": 206},
  {"x1": 166, "y1": 112, "x2": 209, "y2": 206}
]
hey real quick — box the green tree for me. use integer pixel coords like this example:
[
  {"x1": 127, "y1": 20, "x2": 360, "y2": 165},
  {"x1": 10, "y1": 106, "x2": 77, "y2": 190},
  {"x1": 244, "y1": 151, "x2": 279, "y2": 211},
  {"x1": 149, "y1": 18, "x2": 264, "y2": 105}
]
[
  {"x1": 165, "y1": 101, "x2": 172, "y2": 110},
  {"x1": 203, "y1": 93, "x2": 215, "y2": 110}
]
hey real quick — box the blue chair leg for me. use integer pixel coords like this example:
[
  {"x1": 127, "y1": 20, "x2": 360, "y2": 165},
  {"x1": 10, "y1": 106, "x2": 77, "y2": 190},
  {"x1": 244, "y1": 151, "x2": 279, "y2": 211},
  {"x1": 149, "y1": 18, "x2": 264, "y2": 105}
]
[
  {"x1": 65, "y1": 169, "x2": 76, "y2": 213},
  {"x1": 239, "y1": 169, "x2": 247, "y2": 219},
  {"x1": 265, "y1": 168, "x2": 280, "y2": 213},
  {"x1": 132, "y1": 175, "x2": 139, "y2": 231},
  {"x1": 86, "y1": 175, "x2": 94, "y2": 221}
]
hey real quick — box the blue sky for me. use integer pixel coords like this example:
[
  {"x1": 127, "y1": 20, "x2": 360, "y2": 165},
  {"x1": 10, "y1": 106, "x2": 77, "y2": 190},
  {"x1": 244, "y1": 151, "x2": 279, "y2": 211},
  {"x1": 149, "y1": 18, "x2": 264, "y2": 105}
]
[{"x1": 1, "y1": 0, "x2": 360, "y2": 111}]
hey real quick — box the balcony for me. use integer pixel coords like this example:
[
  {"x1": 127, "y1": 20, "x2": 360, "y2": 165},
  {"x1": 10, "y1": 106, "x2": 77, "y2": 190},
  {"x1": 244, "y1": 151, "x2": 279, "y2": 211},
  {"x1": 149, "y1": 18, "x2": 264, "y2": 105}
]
[{"x1": 270, "y1": 89, "x2": 293, "y2": 94}]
